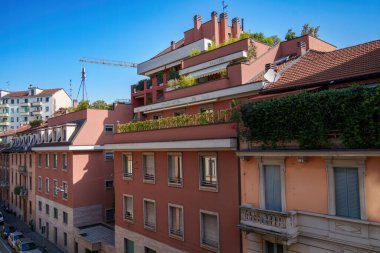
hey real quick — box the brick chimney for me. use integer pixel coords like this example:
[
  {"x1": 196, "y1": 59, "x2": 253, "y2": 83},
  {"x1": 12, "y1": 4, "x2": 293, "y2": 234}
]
[
  {"x1": 232, "y1": 17, "x2": 242, "y2": 39},
  {"x1": 211, "y1": 11, "x2": 219, "y2": 44},
  {"x1": 219, "y1": 12, "x2": 228, "y2": 43},
  {"x1": 193, "y1": 15, "x2": 202, "y2": 41},
  {"x1": 73, "y1": 99, "x2": 78, "y2": 108},
  {"x1": 171, "y1": 41, "x2": 176, "y2": 51},
  {"x1": 297, "y1": 41, "x2": 307, "y2": 56}
]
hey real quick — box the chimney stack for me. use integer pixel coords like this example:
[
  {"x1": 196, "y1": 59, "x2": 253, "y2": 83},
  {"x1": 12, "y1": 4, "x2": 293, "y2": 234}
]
[
  {"x1": 297, "y1": 41, "x2": 307, "y2": 56},
  {"x1": 219, "y1": 12, "x2": 229, "y2": 43},
  {"x1": 193, "y1": 15, "x2": 202, "y2": 41},
  {"x1": 232, "y1": 17, "x2": 242, "y2": 38},
  {"x1": 171, "y1": 41, "x2": 176, "y2": 51},
  {"x1": 73, "y1": 99, "x2": 78, "y2": 108}
]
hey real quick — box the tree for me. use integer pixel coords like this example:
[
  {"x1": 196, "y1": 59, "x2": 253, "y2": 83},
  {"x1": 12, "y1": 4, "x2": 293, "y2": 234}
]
[
  {"x1": 76, "y1": 100, "x2": 90, "y2": 111},
  {"x1": 285, "y1": 29, "x2": 297, "y2": 40},
  {"x1": 301, "y1": 24, "x2": 320, "y2": 38},
  {"x1": 92, "y1": 100, "x2": 111, "y2": 109}
]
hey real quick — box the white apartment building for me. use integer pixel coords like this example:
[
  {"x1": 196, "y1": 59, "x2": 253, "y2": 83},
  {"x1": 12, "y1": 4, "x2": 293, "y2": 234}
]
[{"x1": 0, "y1": 86, "x2": 72, "y2": 132}]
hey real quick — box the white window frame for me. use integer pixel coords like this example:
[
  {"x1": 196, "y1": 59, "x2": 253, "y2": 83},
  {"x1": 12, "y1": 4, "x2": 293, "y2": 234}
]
[
  {"x1": 324, "y1": 157, "x2": 367, "y2": 220},
  {"x1": 45, "y1": 153, "x2": 49, "y2": 168},
  {"x1": 143, "y1": 198, "x2": 156, "y2": 231},
  {"x1": 123, "y1": 194, "x2": 134, "y2": 223},
  {"x1": 122, "y1": 153, "x2": 133, "y2": 179},
  {"x1": 38, "y1": 176, "x2": 42, "y2": 192},
  {"x1": 45, "y1": 177, "x2": 50, "y2": 194},
  {"x1": 199, "y1": 153, "x2": 218, "y2": 191},
  {"x1": 143, "y1": 153, "x2": 155, "y2": 183},
  {"x1": 53, "y1": 179, "x2": 58, "y2": 197},
  {"x1": 53, "y1": 153, "x2": 58, "y2": 169},
  {"x1": 38, "y1": 153, "x2": 42, "y2": 168},
  {"x1": 168, "y1": 152, "x2": 183, "y2": 187},
  {"x1": 200, "y1": 209, "x2": 219, "y2": 252},
  {"x1": 105, "y1": 152, "x2": 114, "y2": 161},
  {"x1": 62, "y1": 181, "x2": 68, "y2": 200},
  {"x1": 168, "y1": 203, "x2": 184, "y2": 240},
  {"x1": 258, "y1": 157, "x2": 286, "y2": 212},
  {"x1": 62, "y1": 153, "x2": 67, "y2": 171},
  {"x1": 104, "y1": 124, "x2": 114, "y2": 133}
]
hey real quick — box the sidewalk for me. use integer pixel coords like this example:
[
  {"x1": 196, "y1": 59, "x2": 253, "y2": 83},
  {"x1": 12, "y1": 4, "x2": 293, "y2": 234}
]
[{"x1": 1, "y1": 209, "x2": 64, "y2": 253}]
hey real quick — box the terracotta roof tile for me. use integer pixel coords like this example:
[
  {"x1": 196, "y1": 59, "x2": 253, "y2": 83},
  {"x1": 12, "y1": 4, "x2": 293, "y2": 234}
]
[
  {"x1": 2, "y1": 88, "x2": 62, "y2": 98},
  {"x1": 0, "y1": 125, "x2": 31, "y2": 137},
  {"x1": 266, "y1": 39, "x2": 380, "y2": 90}
]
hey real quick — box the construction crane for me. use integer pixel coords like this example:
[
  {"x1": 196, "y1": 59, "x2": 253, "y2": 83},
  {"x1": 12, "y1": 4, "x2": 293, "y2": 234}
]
[{"x1": 79, "y1": 57, "x2": 138, "y2": 68}]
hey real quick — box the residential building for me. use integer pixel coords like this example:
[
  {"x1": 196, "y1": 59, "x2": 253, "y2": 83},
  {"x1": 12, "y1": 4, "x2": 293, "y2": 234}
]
[
  {"x1": 238, "y1": 39, "x2": 380, "y2": 253},
  {"x1": 106, "y1": 12, "x2": 336, "y2": 253},
  {"x1": 0, "y1": 86, "x2": 72, "y2": 132}
]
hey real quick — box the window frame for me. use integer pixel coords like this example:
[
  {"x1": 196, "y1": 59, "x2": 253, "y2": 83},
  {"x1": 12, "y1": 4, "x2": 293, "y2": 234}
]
[
  {"x1": 143, "y1": 198, "x2": 156, "y2": 231},
  {"x1": 45, "y1": 177, "x2": 50, "y2": 194},
  {"x1": 143, "y1": 153, "x2": 155, "y2": 184},
  {"x1": 105, "y1": 152, "x2": 114, "y2": 161},
  {"x1": 62, "y1": 153, "x2": 68, "y2": 171},
  {"x1": 53, "y1": 153, "x2": 58, "y2": 169},
  {"x1": 104, "y1": 124, "x2": 114, "y2": 133},
  {"x1": 168, "y1": 203, "x2": 184, "y2": 240},
  {"x1": 167, "y1": 152, "x2": 183, "y2": 187},
  {"x1": 38, "y1": 176, "x2": 42, "y2": 192},
  {"x1": 62, "y1": 181, "x2": 68, "y2": 200},
  {"x1": 45, "y1": 153, "x2": 49, "y2": 168},
  {"x1": 123, "y1": 194, "x2": 134, "y2": 223},
  {"x1": 199, "y1": 209, "x2": 219, "y2": 252},
  {"x1": 122, "y1": 153, "x2": 133, "y2": 180},
  {"x1": 199, "y1": 153, "x2": 218, "y2": 191}
]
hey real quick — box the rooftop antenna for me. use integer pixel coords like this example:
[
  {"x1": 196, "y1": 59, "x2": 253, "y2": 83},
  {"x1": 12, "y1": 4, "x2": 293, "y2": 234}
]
[
  {"x1": 76, "y1": 67, "x2": 88, "y2": 101},
  {"x1": 222, "y1": 0, "x2": 228, "y2": 13},
  {"x1": 69, "y1": 79, "x2": 72, "y2": 99},
  {"x1": 6, "y1": 81, "x2": 10, "y2": 91}
]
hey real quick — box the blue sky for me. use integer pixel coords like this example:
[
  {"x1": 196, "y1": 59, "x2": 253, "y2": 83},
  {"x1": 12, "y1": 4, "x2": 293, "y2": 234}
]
[{"x1": 1, "y1": 0, "x2": 379, "y2": 103}]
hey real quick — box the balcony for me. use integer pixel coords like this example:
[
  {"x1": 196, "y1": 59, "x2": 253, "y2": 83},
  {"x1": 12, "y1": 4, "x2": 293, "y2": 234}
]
[
  {"x1": 0, "y1": 122, "x2": 10, "y2": 126},
  {"x1": 20, "y1": 112, "x2": 30, "y2": 116},
  {"x1": 239, "y1": 206, "x2": 298, "y2": 241},
  {"x1": 19, "y1": 102, "x2": 31, "y2": 107},
  {"x1": 31, "y1": 110, "x2": 42, "y2": 116},
  {"x1": 0, "y1": 104, "x2": 9, "y2": 108},
  {"x1": 0, "y1": 113, "x2": 9, "y2": 117},
  {"x1": 31, "y1": 102, "x2": 42, "y2": 107}
]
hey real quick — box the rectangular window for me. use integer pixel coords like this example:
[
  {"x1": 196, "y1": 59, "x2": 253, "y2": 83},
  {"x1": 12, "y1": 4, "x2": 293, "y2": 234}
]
[
  {"x1": 334, "y1": 167, "x2": 360, "y2": 219},
  {"x1": 105, "y1": 152, "x2": 114, "y2": 161},
  {"x1": 62, "y1": 154, "x2": 67, "y2": 170},
  {"x1": 53, "y1": 153, "x2": 57, "y2": 169},
  {"x1": 45, "y1": 97, "x2": 49, "y2": 102},
  {"x1": 29, "y1": 153, "x2": 32, "y2": 167},
  {"x1": 54, "y1": 207, "x2": 58, "y2": 219},
  {"x1": 39, "y1": 218, "x2": 41, "y2": 230},
  {"x1": 123, "y1": 195, "x2": 133, "y2": 222},
  {"x1": 264, "y1": 165, "x2": 282, "y2": 212},
  {"x1": 143, "y1": 154, "x2": 155, "y2": 182},
  {"x1": 124, "y1": 238, "x2": 134, "y2": 253},
  {"x1": 200, "y1": 105, "x2": 213, "y2": 113},
  {"x1": 46, "y1": 204, "x2": 50, "y2": 215},
  {"x1": 105, "y1": 180, "x2": 114, "y2": 189},
  {"x1": 105, "y1": 208, "x2": 115, "y2": 223},
  {"x1": 29, "y1": 176, "x2": 32, "y2": 190},
  {"x1": 64, "y1": 232, "x2": 67, "y2": 247},
  {"x1": 45, "y1": 106, "x2": 49, "y2": 112},
  {"x1": 38, "y1": 201, "x2": 42, "y2": 211},
  {"x1": 104, "y1": 124, "x2": 114, "y2": 133},
  {"x1": 38, "y1": 176, "x2": 42, "y2": 192},
  {"x1": 200, "y1": 211, "x2": 219, "y2": 251},
  {"x1": 53, "y1": 180, "x2": 58, "y2": 197},
  {"x1": 45, "y1": 153, "x2": 49, "y2": 168},
  {"x1": 145, "y1": 247, "x2": 156, "y2": 253},
  {"x1": 45, "y1": 177, "x2": 50, "y2": 193},
  {"x1": 122, "y1": 153, "x2": 133, "y2": 179},
  {"x1": 265, "y1": 241, "x2": 283, "y2": 253},
  {"x1": 168, "y1": 153, "x2": 183, "y2": 186},
  {"x1": 62, "y1": 181, "x2": 68, "y2": 200},
  {"x1": 63, "y1": 211, "x2": 68, "y2": 224},
  {"x1": 199, "y1": 154, "x2": 217, "y2": 189},
  {"x1": 169, "y1": 204, "x2": 184, "y2": 239},
  {"x1": 144, "y1": 199, "x2": 156, "y2": 231},
  {"x1": 54, "y1": 227, "x2": 57, "y2": 244}
]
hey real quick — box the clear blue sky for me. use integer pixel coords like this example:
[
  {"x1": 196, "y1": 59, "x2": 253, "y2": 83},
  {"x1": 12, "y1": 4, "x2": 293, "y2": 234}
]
[{"x1": 1, "y1": 0, "x2": 379, "y2": 103}]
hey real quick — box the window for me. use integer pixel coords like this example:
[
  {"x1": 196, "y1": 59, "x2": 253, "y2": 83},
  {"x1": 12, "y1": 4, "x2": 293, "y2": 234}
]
[
  {"x1": 54, "y1": 227, "x2": 57, "y2": 244},
  {"x1": 45, "y1": 177, "x2": 50, "y2": 193},
  {"x1": 264, "y1": 165, "x2": 282, "y2": 212},
  {"x1": 29, "y1": 153, "x2": 32, "y2": 167},
  {"x1": 45, "y1": 153, "x2": 49, "y2": 167},
  {"x1": 144, "y1": 247, "x2": 156, "y2": 253},
  {"x1": 29, "y1": 176, "x2": 32, "y2": 190},
  {"x1": 75, "y1": 242, "x2": 78, "y2": 253},
  {"x1": 54, "y1": 207, "x2": 58, "y2": 219},
  {"x1": 122, "y1": 153, "x2": 133, "y2": 179},
  {"x1": 39, "y1": 218, "x2": 41, "y2": 230},
  {"x1": 334, "y1": 167, "x2": 360, "y2": 219},
  {"x1": 168, "y1": 153, "x2": 183, "y2": 186},
  {"x1": 152, "y1": 114, "x2": 162, "y2": 120},
  {"x1": 105, "y1": 152, "x2": 114, "y2": 161},
  {"x1": 53, "y1": 153, "x2": 57, "y2": 169},
  {"x1": 53, "y1": 180, "x2": 58, "y2": 197},
  {"x1": 173, "y1": 110, "x2": 185, "y2": 117},
  {"x1": 38, "y1": 201, "x2": 42, "y2": 211},
  {"x1": 200, "y1": 104, "x2": 213, "y2": 113},
  {"x1": 45, "y1": 97, "x2": 49, "y2": 102},
  {"x1": 45, "y1": 106, "x2": 49, "y2": 112},
  {"x1": 124, "y1": 238, "x2": 134, "y2": 253},
  {"x1": 199, "y1": 154, "x2": 217, "y2": 190},
  {"x1": 62, "y1": 153, "x2": 67, "y2": 170},
  {"x1": 63, "y1": 211, "x2": 68, "y2": 224},
  {"x1": 144, "y1": 199, "x2": 156, "y2": 231},
  {"x1": 62, "y1": 181, "x2": 68, "y2": 200},
  {"x1": 63, "y1": 232, "x2": 67, "y2": 247},
  {"x1": 169, "y1": 204, "x2": 184, "y2": 239},
  {"x1": 38, "y1": 176, "x2": 42, "y2": 192},
  {"x1": 105, "y1": 208, "x2": 115, "y2": 223},
  {"x1": 104, "y1": 124, "x2": 114, "y2": 133},
  {"x1": 105, "y1": 180, "x2": 114, "y2": 189},
  {"x1": 46, "y1": 204, "x2": 50, "y2": 215},
  {"x1": 143, "y1": 154, "x2": 155, "y2": 182},
  {"x1": 123, "y1": 195, "x2": 133, "y2": 222},
  {"x1": 200, "y1": 211, "x2": 219, "y2": 251},
  {"x1": 265, "y1": 241, "x2": 283, "y2": 253}
]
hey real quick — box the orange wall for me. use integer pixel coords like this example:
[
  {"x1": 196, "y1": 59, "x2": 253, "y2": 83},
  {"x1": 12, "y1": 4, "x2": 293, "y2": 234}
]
[
  {"x1": 366, "y1": 157, "x2": 380, "y2": 221},
  {"x1": 240, "y1": 158, "x2": 259, "y2": 207}
]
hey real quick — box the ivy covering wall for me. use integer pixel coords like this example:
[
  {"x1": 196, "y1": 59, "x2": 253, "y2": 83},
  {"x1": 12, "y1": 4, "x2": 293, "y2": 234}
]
[{"x1": 239, "y1": 86, "x2": 380, "y2": 149}]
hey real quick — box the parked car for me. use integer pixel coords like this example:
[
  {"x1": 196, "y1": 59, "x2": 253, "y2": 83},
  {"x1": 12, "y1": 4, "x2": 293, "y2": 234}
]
[
  {"x1": 0, "y1": 211, "x2": 4, "y2": 224},
  {"x1": 15, "y1": 238, "x2": 42, "y2": 253},
  {"x1": 1, "y1": 224, "x2": 15, "y2": 239},
  {"x1": 7, "y1": 231, "x2": 24, "y2": 248}
]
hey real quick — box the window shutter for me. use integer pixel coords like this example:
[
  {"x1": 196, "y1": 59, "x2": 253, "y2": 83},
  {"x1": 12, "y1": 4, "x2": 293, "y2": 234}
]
[
  {"x1": 145, "y1": 155, "x2": 154, "y2": 175},
  {"x1": 203, "y1": 214, "x2": 218, "y2": 244},
  {"x1": 146, "y1": 202, "x2": 155, "y2": 225},
  {"x1": 264, "y1": 165, "x2": 282, "y2": 212}
]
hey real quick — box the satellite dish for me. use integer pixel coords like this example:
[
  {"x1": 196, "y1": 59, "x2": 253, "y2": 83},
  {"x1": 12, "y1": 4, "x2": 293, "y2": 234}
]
[{"x1": 263, "y1": 68, "x2": 280, "y2": 83}]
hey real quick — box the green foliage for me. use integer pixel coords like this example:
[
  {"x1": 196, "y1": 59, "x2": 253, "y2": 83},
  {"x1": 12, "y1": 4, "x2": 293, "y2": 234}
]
[
  {"x1": 247, "y1": 44, "x2": 257, "y2": 61},
  {"x1": 240, "y1": 32, "x2": 281, "y2": 46},
  {"x1": 14, "y1": 186, "x2": 21, "y2": 195},
  {"x1": 68, "y1": 100, "x2": 112, "y2": 112},
  {"x1": 239, "y1": 86, "x2": 380, "y2": 149},
  {"x1": 29, "y1": 119, "x2": 43, "y2": 127},
  {"x1": 178, "y1": 75, "x2": 197, "y2": 88},
  {"x1": 168, "y1": 68, "x2": 179, "y2": 80},
  {"x1": 76, "y1": 100, "x2": 90, "y2": 111},
  {"x1": 301, "y1": 24, "x2": 320, "y2": 38},
  {"x1": 92, "y1": 100, "x2": 111, "y2": 110},
  {"x1": 118, "y1": 110, "x2": 233, "y2": 133},
  {"x1": 156, "y1": 71, "x2": 164, "y2": 84},
  {"x1": 285, "y1": 29, "x2": 297, "y2": 41},
  {"x1": 190, "y1": 48, "x2": 201, "y2": 57}
]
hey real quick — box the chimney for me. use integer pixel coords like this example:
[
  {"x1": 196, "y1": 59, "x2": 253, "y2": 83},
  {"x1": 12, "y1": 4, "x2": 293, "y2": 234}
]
[
  {"x1": 211, "y1": 11, "x2": 220, "y2": 44},
  {"x1": 193, "y1": 15, "x2": 202, "y2": 41},
  {"x1": 232, "y1": 17, "x2": 242, "y2": 38},
  {"x1": 265, "y1": 63, "x2": 276, "y2": 72},
  {"x1": 171, "y1": 41, "x2": 176, "y2": 51},
  {"x1": 297, "y1": 41, "x2": 307, "y2": 56},
  {"x1": 73, "y1": 99, "x2": 78, "y2": 108},
  {"x1": 219, "y1": 12, "x2": 228, "y2": 43}
]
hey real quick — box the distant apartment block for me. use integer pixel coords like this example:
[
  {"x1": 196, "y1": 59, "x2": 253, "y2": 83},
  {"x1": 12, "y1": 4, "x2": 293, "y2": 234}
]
[{"x1": 0, "y1": 86, "x2": 72, "y2": 132}]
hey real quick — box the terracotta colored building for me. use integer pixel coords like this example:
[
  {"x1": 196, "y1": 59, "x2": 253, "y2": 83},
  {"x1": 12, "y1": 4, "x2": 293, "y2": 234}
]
[
  {"x1": 238, "y1": 40, "x2": 380, "y2": 253},
  {"x1": 106, "y1": 12, "x2": 336, "y2": 253}
]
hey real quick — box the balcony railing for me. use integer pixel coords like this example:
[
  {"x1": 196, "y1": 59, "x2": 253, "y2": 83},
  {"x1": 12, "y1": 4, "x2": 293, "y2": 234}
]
[
  {"x1": 143, "y1": 173, "x2": 155, "y2": 181},
  {"x1": 169, "y1": 228, "x2": 184, "y2": 238},
  {"x1": 20, "y1": 188, "x2": 28, "y2": 198},
  {"x1": 20, "y1": 112, "x2": 30, "y2": 116},
  {"x1": 124, "y1": 211, "x2": 133, "y2": 221},
  {"x1": 0, "y1": 113, "x2": 9, "y2": 117},
  {"x1": 168, "y1": 177, "x2": 183, "y2": 185},
  {"x1": 118, "y1": 110, "x2": 233, "y2": 133},
  {"x1": 144, "y1": 220, "x2": 156, "y2": 230},
  {"x1": 19, "y1": 103, "x2": 31, "y2": 107},
  {"x1": 123, "y1": 171, "x2": 133, "y2": 178},
  {"x1": 0, "y1": 104, "x2": 9, "y2": 108},
  {"x1": 31, "y1": 102, "x2": 43, "y2": 107},
  {"x1": 0, "y1": 122, "x2": 10, "y2": 126},
  {"x1": 32, "y1": 111, "x2": 42, "y2": 116},
  {"x1": 240, "y1": 206, "x2": 298, "y2": 238}
]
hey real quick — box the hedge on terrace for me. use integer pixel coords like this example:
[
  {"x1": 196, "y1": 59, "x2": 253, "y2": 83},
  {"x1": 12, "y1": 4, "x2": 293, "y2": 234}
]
[{"x1": 239, "y1": 86, "x2": 380, "y2": 149}]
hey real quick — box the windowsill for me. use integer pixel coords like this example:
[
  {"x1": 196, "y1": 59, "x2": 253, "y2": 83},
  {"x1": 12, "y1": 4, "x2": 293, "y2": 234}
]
[
  {"x1": 144, "y1": 225, "x2": 156, "y2": 232},
  {"x1": 168, "y1": 182, "x2": 183, "y2": 188},
  {"x1": 169, "y1": 233, "x2": 184, "y2": 241},
  {"x1": 124, "y1": 218, "x2": 134, "y2": 224},
  {"x1": 199, "y1": 185, "x2": 218, "y2": 192},
  {"x1": 122, "y1": 176, "x2": 133, "y2": 181},
  {"x1": 143, "y1": 179, "x2": 156, "y2": 184},
  {"x1": 200, "y1": 244, "x2": 219, "y2": 253}
]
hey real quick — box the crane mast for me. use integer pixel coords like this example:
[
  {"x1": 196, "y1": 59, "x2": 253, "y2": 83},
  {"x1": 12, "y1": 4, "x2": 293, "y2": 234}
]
[{"x1": 79, "y1": 57, "x2": 138, "y2": 68}]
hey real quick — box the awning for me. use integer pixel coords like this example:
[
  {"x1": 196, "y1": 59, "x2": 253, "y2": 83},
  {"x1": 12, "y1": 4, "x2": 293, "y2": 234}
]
[{"x1": 188, "y1": 62, "x2": 229, "y2": 78}]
